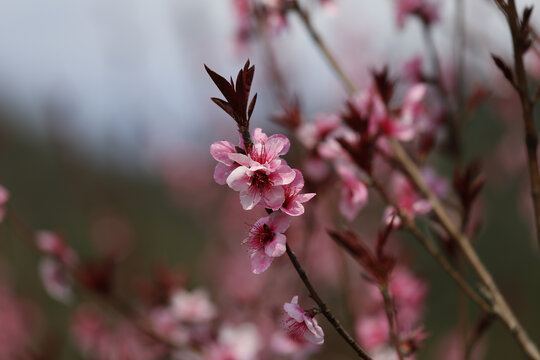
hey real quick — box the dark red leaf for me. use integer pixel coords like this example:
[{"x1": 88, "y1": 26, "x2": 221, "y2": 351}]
[{"x1": 248, "y1": 93, "x2": 257, "y2": 120}]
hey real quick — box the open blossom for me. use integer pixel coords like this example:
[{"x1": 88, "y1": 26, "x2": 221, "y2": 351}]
[
  {"x1": 383, "y1": 167, "x2": 447, "y2": 226},
  {"x1": 210, "y1": 139, "x2": 242, "y2": 185},
  {"x1": 283, "y1": 296, "x2": 324, "y2": 345},
  {"x1": 337, "y1": 165, "x2": 368, "y2": 221},
  {"x1": 396, "y1": 0, "x2": 439, "y2": 28},
  {"x1": 296, "y1": 113, "x2": 341, "y2": 149},
  {"x1": 170, "y1": 288, "x2": 217, "y2": 323},
  {"x1": 281, "y1": 169, "x2": 316, "y2": 216},
  {"x1": 243, "y1": 212, "x2": 290, "y2": 274},
  {"x1": 384, "y1": 84, "x2": 428, "y2": 141},
  {"x1": 227, "y1": 132, "x2": 296, "y2": 210}
]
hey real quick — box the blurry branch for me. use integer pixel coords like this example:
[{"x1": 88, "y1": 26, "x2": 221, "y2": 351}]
[
  {"x1": 491, "y1": 0, "x2": 540, "y2": 248},
  {"x1": 290, "y1": 1, "x2": 540, "y2": 358},
  {"x1": 289, "y1": 0, "x2": 356, "y2": 94}
]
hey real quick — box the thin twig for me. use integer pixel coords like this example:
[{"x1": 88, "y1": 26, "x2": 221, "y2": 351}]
[
  {"x1": 494, "y1": 0, "x2": 540, "y2": 248},
  {"x1": 380, "y1": 286, "x2": 404, "y2": 360},
  {"x1": 285, "y1": 244, "x2": 373, "y2": 360}
]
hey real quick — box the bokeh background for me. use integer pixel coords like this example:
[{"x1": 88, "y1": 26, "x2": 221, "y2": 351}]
[{"x1": 0, "y1": 0, "x2": 539, "y2": 359}]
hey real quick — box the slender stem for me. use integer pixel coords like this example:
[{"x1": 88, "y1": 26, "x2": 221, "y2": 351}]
[
  {"x1": 496, "y1": 0, "x2": 540, "y2": 248},
  {"x1": 380, "y1": 286, "x2": 404, "y2": 360},
  {"x1": 291, "y1": 1, "x2": 356, "y2": 94},
  {"x1": 285, "y1": 244, "x2": 373, "y2": 360},
  {"x1": 292, "y1": 3, "x2": 540, "y2": 358}
]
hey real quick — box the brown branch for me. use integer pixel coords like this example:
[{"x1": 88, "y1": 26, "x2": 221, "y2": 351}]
[
  {"x1": 285, "y1": 244, "x2": 373, "y2": 360},
  {"x1": 493, "y1": 0, "x2": 540, "y2": 247},
  {"x1": 292, "y1": 2, "x2": 540, "y2": 358},
  {"x1": 380, "y1": 286, "x2": 404, "y2": 360},
  {"x1": 291, "y1": 1, "x2": 356, "y2": 94}
]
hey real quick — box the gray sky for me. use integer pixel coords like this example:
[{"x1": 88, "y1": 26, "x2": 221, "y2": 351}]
[{"x1": 0, "y1": 0, "x2": 535, "y2": 163}]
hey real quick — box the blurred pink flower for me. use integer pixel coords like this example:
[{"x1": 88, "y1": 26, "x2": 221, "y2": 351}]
[
  {"x1": 38, "y1": 257, "x2": 73, "y2": 303},
  {"x1": 270, "y1": 331, "x2": 318, "y2": 358},
  {"x1": 283, "y1": 296, "x2": 324, "y2": 345},
  {"x1": 170, "y1": 288, "x2": 217, "y2": 323},
  {"x1": 403, "y1": 56, "x2": 424, "y2": 84},
  {"x1": 0, "y1": 185, "x2": 8, "y2": 222},
  {"x1": 392, "y1": 84, "x2": 428, "y2": 141},
  {"x1": 227, "y1": 132, "x2": 296, "y2": 210},
  {"x1": 390, "y1": 267, "x2": 428, "y2": 327},
  {"x1": 72, "y1": 305, "x2": 166, "y2": 360},
  {"x1": 337, "y1": 165, "x2": 368, "y2": 221},
  {"x1": 35, "y1": 231, "x2": 78, "y2": 268},
  {"x1": 383, "y1": 167, "x2": 447, "y2": 226},
  {"x1": 281, "y1": 169, "x2": 316, "y2": 216},
  {"x1": 396, "y1": 0, "x2": 439, "y2": 28},
  {"x1": 243, "y1": 212, "x2": 290, "y2": 274},
  {"x1": 355, "y1": 313, "x2": 390, "y2": 351},
  {"x1": 0, "y1": 280, "x2": 37, "y2": 360},
  {"x1": 206, "y1": 323, "x2": 261, "y2": 360},
  {"x1": 296, "y1": 114, "x2": 341, "y2": 149}
]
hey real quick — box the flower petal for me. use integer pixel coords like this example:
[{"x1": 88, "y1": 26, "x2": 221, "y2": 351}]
[
  {"x1": 250, "y1": 251, "x2": 273, "y2": 274},
  {"x1": 240, "y1": 189, "x2": 262, "y2": 210},
  {"x1": 210, "y1": 141, "x2": 236, "y2": 165},
  {"x1": 265, "y1": 233, "x2": 287, "y2": 257}
]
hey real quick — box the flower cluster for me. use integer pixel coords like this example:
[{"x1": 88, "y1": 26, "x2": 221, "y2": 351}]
[{"x1": 208, "y1": 62, "x2": 324, "y2": 347}]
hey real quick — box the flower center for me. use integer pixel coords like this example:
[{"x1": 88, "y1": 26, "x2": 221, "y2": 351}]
[{"x1": 250, "y1": 170, "x2": 271, "y2": 190}]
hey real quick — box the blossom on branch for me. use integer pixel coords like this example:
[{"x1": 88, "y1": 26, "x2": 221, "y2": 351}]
[{"x1": 243, "y1": 212, "x2": 290, "y2": 274}]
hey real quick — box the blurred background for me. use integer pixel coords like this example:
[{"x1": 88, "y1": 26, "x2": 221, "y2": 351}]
[{"x1": 0, "y1": 0, "x2": 539, "y2": 359}]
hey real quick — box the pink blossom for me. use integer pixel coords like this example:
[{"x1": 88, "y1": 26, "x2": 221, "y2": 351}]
[
  {"x1": 337, "y1": 165, "x2": 368, "y2": 221},
  {"x1": 270, "y1": 331, "x2": 318, "y2": 358},
  {"x1": 350, "y1": 85, "x2": 389, "y2": 137},
  {"x1": 39, "y1": 257, "x2": 73, "y2": 303},
  {"x1": 243, "y1": 212, "x2": 290, "y2": 274},
  {"x1": 396, "y1": 0, "x2": 439, "y2": 28},
  {"x1": 296, "y1": 114, "x2": 341, "y2": 149},
  {"x1": 403, "y1": 56, "x2": 424, "y2": 84},
  {"x1": 281, "y1": 169, "x2": 316, "y2": 216},
  {"x1": 0, "y1": 280, "x2": 37, "y2": 360},
  {"x1": 211, "y1": 140, "x2": 241, "y2": 185},
  {"x1": 206, "y1": 323, "x2": 261, "y2": 360},
  {"x1": 226, "y1": 132, "x2": 296, "y2": 210},
  {"x1": 377, "y1": 83, "x2": 428, "y2": 141},
  {"x1": 35, "y1": 231, "x2": 78, "y2": 268},
  {"x1": 317, "y1": 125, "x2": 359, "y2": 161},
  {"x1": 390, "y1": 267, "x2": 428, "y2": 328},
  {"x1": 355, "y1": 313, "x2": 389, "y2": 351},
  {"x1": 392, "y1": 84, "x2": 428, "y2": 141},
  {"x1": 283, "y1": 296, "x2": 324, "y2": 345},
  {"x1": 149, "y1": 307, "x2": 189, "y2": 346},
  {"x1": 383, "y1": 168, "x2": 447, "y2": 226},
  {"x1": 170, "y1": 288, "x2": 217, "y2": 323},
  {"x1": 0, "y1": 185, "x2": 8, "y2": 222}
]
